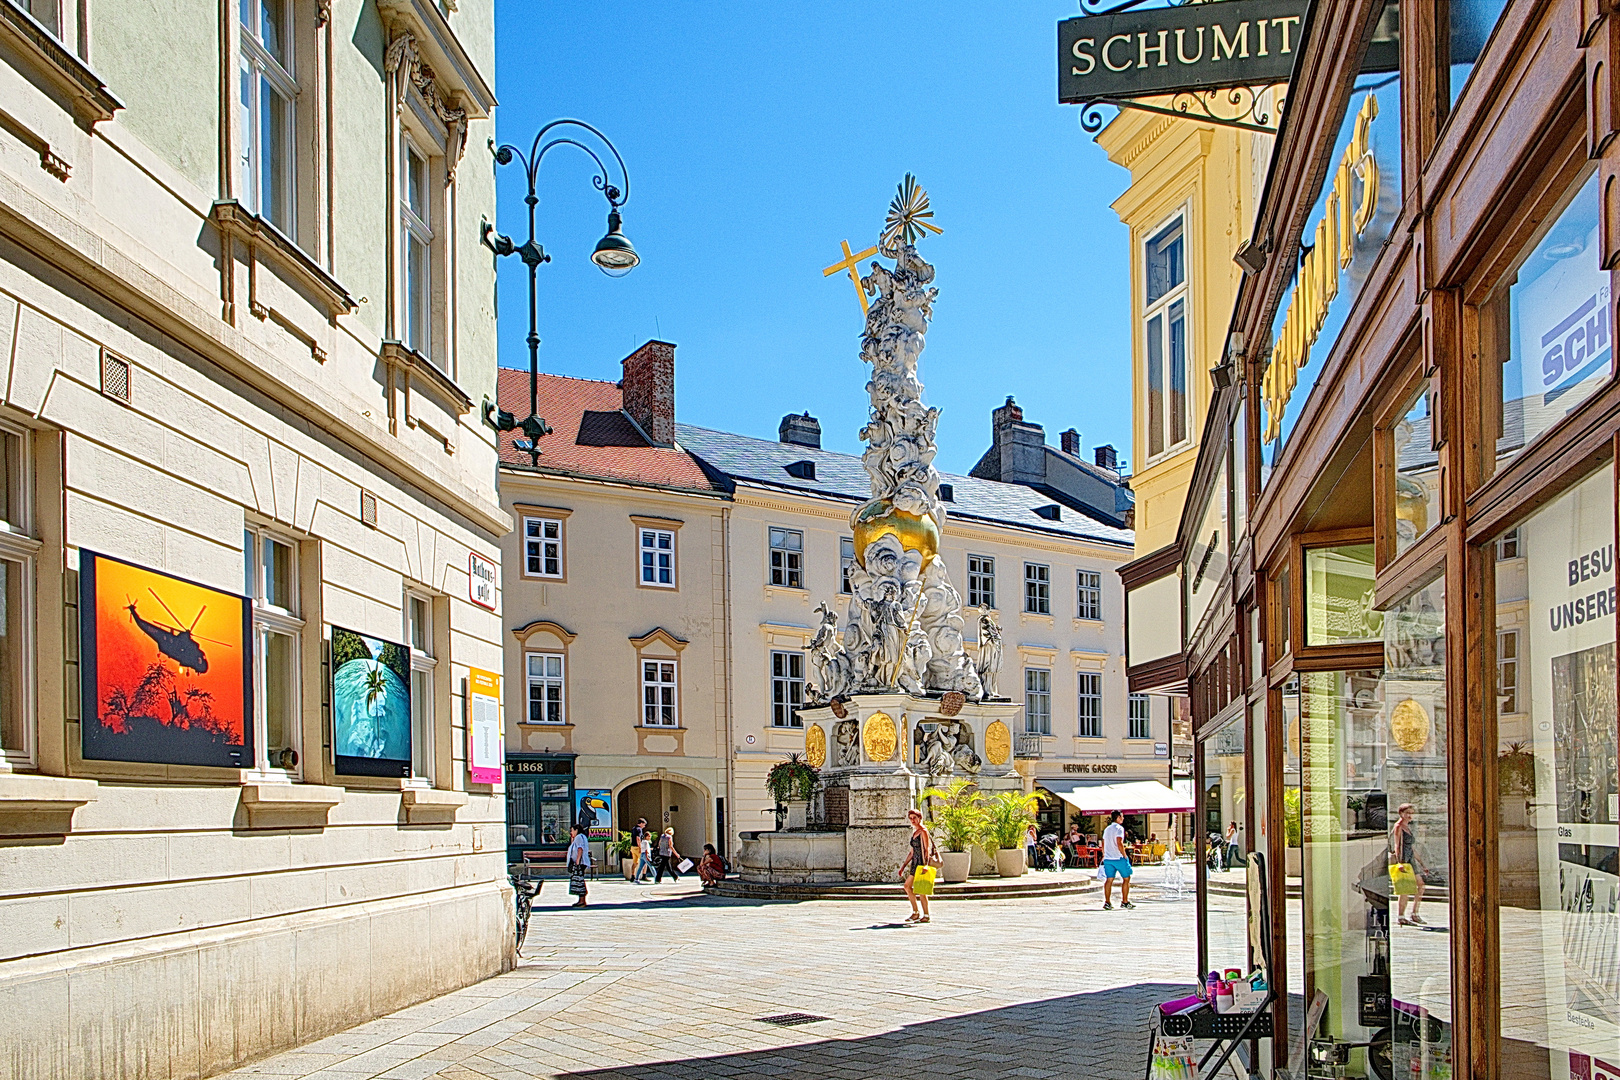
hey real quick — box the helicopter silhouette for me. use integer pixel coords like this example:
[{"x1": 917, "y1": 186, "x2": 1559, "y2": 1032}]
[{"x1": 125, "y1": 588, "x2": 233, "y2": 675}]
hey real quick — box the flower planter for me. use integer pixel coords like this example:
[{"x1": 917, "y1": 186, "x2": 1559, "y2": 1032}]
[
  {"x1": 995, "y1": 848, "x2": 1026, "y2": 878},
  {"x1": 940, "y1": 850, "x2": 971, "y2": 883},
  {"x1": 622, "y1": 857, "x2": 637, "y2": 881}
]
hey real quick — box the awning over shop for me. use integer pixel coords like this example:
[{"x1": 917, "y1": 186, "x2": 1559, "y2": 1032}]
[{"x1": 1037, "y1": 778, "x2": 1194, "y2": 815}]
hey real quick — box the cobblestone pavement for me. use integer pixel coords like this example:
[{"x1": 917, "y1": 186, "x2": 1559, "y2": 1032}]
[{"x1": 220, "y1": 870, "x2": 1206, "y2": 1080}]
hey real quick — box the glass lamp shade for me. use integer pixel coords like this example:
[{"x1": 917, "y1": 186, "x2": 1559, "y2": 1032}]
[{"x1": 591, "y1": 209, "x2": 639, "y2": 272}]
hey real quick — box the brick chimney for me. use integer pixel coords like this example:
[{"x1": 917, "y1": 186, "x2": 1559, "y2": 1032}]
[
  {"x1": 621, "y1": 340, "x2": 675, "y2": 447},
  {"x1": 992, "y1": 396, "x2": 1024, "y2": 432},
  {"x1": 1094, "y1": 444, "x2": 1119, "y2": 471},
  {"x1": 1060, "y1": 428, "x2": 1081, "y2": 456},
  {"x1": 779, "y1": 412, "x2": 821, "y2": 448}
]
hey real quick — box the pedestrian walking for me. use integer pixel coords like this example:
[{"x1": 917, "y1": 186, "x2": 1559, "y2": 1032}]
[
  {"x1": 900, "y1": 806, "x2": 941, "y2": 923},
  {"x1": 566, "y1": 824, "x2": 590, "y2": 908},
  {"x1": 654, "y1": 827, "x2": 683, "y2": 882},
  {"x1": 1101, "y1": 810, "x2": 1135, "y2": 910},
  {"x1": 1389, "y1": 802, "x2": 1429, "y2": 925},
  {"x1": 1025, "y1": 823, "x2": 1039, "y2": 870},
  {"x1": 634, "y1": 828, "x2": 654, "y2": 882},
  {"x1": 1223, "y1": 821, "x2": 1240, "y2": 870}
]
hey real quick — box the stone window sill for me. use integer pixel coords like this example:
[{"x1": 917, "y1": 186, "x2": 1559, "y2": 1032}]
[
  {"x1": 402, "y1": 787, "x2": 467, "y2": 823},
  {"x1": 239, "y1": 782, "x2": 343, "y2": 829},
  {"x1": 0, "y1": 772, "x2": 99, "y2": 838},
  {"x1": 210, "y1": 200, "x2": 356, "y2": 322},
  {"x1": 0, "y1": 3, "x2": 120, "y2": 122}
]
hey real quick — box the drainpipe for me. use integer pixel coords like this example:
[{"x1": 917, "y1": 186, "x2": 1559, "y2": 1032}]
[{"x1": 721, "y1": 505, "x2": 735, "y2": 855}]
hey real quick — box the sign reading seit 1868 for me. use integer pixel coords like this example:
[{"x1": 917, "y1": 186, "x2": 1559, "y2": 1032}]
[{"x1": 1058, "y1": 0, "x2": 1308, "y2": 104}]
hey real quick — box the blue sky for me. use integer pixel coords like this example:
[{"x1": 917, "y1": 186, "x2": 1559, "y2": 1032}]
[{"x1": 491, "y1": 3, "x2": 1134, "y2": 476}]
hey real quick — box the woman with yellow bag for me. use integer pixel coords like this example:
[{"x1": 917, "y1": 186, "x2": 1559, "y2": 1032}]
[
  {"x1": 901, "y1": 807, "x2": 941, "y2": 924},
  {"x1": 1388, "y1": 802, "x2": 1428, "y2": 925}
]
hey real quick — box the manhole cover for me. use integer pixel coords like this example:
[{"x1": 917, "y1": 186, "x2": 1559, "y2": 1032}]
[{"x1": 755, "y1": 1013, "x2": 831, "y2": 1027}]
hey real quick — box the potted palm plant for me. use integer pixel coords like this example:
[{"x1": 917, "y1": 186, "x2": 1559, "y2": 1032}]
[
  {"x1": 983, "y1": 790, "x2": 1039, "y2": 877},
  {"x1": 765, "y1": 753, "x2": 819, "y2": 831},
  {"x1": 920, "y1": 778, "x2": 984, "y2": 883},
  {"x1": 608, "y1": 830, "x2": 637, "y2": 880}
]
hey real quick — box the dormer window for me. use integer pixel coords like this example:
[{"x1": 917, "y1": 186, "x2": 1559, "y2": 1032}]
[
  {"x1": 938, "y1": 483, "x2": 954, "y2": 501},
  {"x1": 1035, "y1": 504, "x2": 1062, "y2": 521},
  {"x1": 784, "y1": 460, "x2": 816, "y2": 481}
]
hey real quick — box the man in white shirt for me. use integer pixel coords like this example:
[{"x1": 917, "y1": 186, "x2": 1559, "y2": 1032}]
[{"x1": 1101, "y1": 810, "x2": 1135, "y2": 910}]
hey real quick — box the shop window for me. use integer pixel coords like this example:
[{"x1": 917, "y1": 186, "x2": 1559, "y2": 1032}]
[
  {"x1": 840, "y1": 537, "x2": 855, "y2": 594},
  {"x1": 770, "y1": 650, "x2": 804, "y2": 728},
  {"x1": 1076, "y1": 570, "x2": 1102, "y2": 621},
  {"x1": 1442, "y1": 0, "x2": 1509, "y2": 112},
  {"x1": 768, "y1": 527, "x2": 802, "y2": 589},
  {"x1": 1304, "y1": 543, "x2": 1382, "y2": 647},
  {"x1": 524, "y1": 516, "x2": 564, "y2": 579},
  {"x1": 1389, "y1": 385, "x2": 1440, "y2": 558},
  {"x1": 968, "y1": 554, "x2": 995, "y2": 608},
  {"x1": 1480, "y1": 172, "x2": 1607, "y2": 480},
  {"x1": 1024, "y1": 668, "x2": 1051, "y2": 734},
  {"x1": 639, "y1": 527, "x2": 675, "y2": 588},
  {"x1": 1230, "y1": 405, "x2": 1248, "y2": 540},
  {"x1": 239, "y1": 0, "x2": 298, "y2": 239},
  {"x1": 1128, "y1": 693, "x2": 1150, "y2": 740},
  {"x1": 0, "y1": 428, "x2": 37, "y2": 768},
  {"x1": 641, "y1": 659, "x2": 678, "y2": 727},
  {"x1": 1024, "y1": 562, "x2": 1050, "y2": 614},
  {"x1": 526, "y1": 652, "x2": 564, "y2": 724},
  {"x1": 1493, "y1": 466, "x2": 1616, "y2": 1077},
  {"x1": 245, "y1": 525, "x2": 303, "y2": 774},
  {"x1": 1200, "y1": 719, "x2": 1247, "y2": 974},
  {"x1": 1144, "y1": 215, "x2": 1189, "y2": 459},
  {"x1": 406, "y1": 591, "x2": 437, "y2": 781},
  {"x1": 1077, "y1": 671, "x2": 1101, "y2": 738}
]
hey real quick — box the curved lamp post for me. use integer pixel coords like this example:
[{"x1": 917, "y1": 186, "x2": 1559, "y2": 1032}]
[{"x1": 481, "y1": 119, "x2": 639, "y2": 464}]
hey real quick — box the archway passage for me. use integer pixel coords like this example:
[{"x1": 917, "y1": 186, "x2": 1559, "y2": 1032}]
[{"x1": 619, "y1": 777, "x2": 707, "y2": 870}]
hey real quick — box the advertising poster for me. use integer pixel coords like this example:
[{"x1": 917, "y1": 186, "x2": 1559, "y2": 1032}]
[
  {"x1": 330, "y1": 625, "x2": 412, "y2": 777},
  {"x1": 79, "y1": 551, "x2": 253, "y2": 768},
  {"x1": 1522, "y1": 468, "x2": 1619, "y2": 1070},
  {"x1": 575, "y1": 789, "x2": 611, "y2": 840},
  {"x1": 467, "y1": 667, "x2": 502, "y2": 785}
]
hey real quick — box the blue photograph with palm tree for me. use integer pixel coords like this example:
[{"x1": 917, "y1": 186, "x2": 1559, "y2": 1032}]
[{"x1": 331, "y1": 625, "x2": 412, "y2": 777}]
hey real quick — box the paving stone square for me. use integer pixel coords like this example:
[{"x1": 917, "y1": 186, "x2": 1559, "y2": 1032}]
[{"x1": 219, "y1": 874, "x2": 1208, "y2": 1080}]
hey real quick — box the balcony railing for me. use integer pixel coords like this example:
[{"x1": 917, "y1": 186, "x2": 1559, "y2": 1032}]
[{"x1": 1014, "y1": 733, "x2": 1045, "y2": 759}]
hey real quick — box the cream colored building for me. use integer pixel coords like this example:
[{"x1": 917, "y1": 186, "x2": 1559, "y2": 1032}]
[{"x1": 0, "y1": 2, "x2": 509, "y2": 1076}]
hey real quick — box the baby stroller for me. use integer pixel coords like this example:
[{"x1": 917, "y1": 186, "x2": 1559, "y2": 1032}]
[{"x1": 1032, "y1": 833, "x2": 1063, "y2": 871}]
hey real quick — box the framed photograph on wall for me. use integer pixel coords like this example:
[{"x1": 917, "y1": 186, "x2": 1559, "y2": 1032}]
[
  {"x1": 330, "y1": 625, "x2": 412, "y2": 777},
  {"x1": 79, "y1": 550, "x2": 253, "y2": 768}
]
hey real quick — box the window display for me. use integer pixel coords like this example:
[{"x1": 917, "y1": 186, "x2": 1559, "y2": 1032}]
[
  {"x1": 1496, "y1": 466, "x2": 1617, "y2": 1078},
  {"x1": 1202, "y1": 718, "x2": 1248, "y2": 976}
]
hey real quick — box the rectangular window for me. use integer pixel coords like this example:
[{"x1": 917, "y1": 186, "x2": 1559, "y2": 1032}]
[
  {"x1": 527, "y1": 652, "x2": 564, "y2": 724},
  {"x1": 1443, "y1": 0, "x2": 1509, "y2": 110},
  {"x1": 1076, "y1": 569, "x2": 1102, "y2": 621},
  {"x1": 238, "y1": 0, "x2": 296, "y2": 238},
  {"x1": 840, "y1": 537, "x2": 855, "y2": 594},
  {"x1": 769, "y1": 527, "x2": 803, "y2": 589},
  {"x1": 640, "y1": 528, "x2": 675, "y2": 587},
  {"x1": 246, "y1": 525, "x2": 302, "y2": 775},
  {"x1": 968, "y1": 554, "x2": 995, "y2": 609},
  {"x1": 770, "y1": 650, "x2": 804, "y2": 728},
  {"x1": 524, "y1": 517, "x2": 563, "y2": 578},
  {"x1": 1024, "y1": 668, "x2": 1051, "y2": 735},
  {"x1": 407, "y1": 592, "x2": 436, "y2": 781},
  {"x1": 1496, "y1": 527, "x2": 1520, "y2": 560},
  {"x1": 1077, "y1": 671, "x2": 1102, "y2": 738},
  {"x1": 1024, "y1": 562, "x2": 1050, "y2": 614},
  {"x1": 402, "y1": 140, "x2": 434, "y2": 363},
  {"x1": 1128, "y1": 693, "x2": 1151, "y2": 739},
  {"x1": 642, "y1": 659, "x2": 677, "y2": 727},
  {"x1": 0, "y1": 429, "x2": 37, "y2": 767},
  {"x1": 1145, "y1": 216, "x2": 1189, "y2": 458},
  {"x1": 1495, "y1": 629, "x2": 1518, "y2": 716}
]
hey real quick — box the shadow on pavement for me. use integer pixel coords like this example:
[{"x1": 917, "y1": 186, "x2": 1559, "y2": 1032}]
[{"x1": 552, "y1": 983, "x2": 1186, "y2": 1080}]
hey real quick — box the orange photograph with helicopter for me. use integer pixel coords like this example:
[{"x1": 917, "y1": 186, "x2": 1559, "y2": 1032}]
[{"x1": 79, "y1": 551, "x2": 252, "y2": 768}]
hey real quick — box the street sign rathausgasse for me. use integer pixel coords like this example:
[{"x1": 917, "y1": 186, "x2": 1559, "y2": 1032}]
[{"x1": 1058, "y1": 0, "x2": 1309, "y2": 133}]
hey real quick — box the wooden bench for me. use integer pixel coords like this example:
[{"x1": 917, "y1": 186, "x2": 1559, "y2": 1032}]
[{"x1": 519, "y1": 849, "x2": 598, "y2": 879}]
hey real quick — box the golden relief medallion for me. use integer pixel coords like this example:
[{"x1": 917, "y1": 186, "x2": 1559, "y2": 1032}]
[
  {"x1": 805, "y1": 723, "x2": 827, "y2": 769},
  {"x1": 863, "y1": 711, "x2": 898, "y2": 762},
  {"x1": 985, "y1": 720, "x2": 1011, "y2": 766},
  {"x1": 1389, "y1": 697, "x2": 1431, "y2": 753}
]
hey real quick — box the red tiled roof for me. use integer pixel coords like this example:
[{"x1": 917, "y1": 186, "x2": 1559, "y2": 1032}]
[{"x1": 495, "y1": 368, "x2": 717, "y2": 491}]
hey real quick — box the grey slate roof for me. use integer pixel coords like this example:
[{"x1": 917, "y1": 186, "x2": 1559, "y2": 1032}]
[{"x1": 675, "y1": 423, "x2": 1134, "y2": 549}]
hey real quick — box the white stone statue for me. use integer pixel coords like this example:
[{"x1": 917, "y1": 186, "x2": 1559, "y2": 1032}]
[{"x1": 976, "y1": 612, "x2": 1004, "y2": 699}]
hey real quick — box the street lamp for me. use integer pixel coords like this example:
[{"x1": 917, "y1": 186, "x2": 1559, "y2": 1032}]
[{"x1": 481, "y1": 119, "x2": 639, "y2": 463}]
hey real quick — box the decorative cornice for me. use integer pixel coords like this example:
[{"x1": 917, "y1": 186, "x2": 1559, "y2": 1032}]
[
  {"x1": 0, "y1": 0, "x2": 121, "y2": 123},
  {"x1": 314, "y1": 0, "x2": 331, "y2": 27},
  {"x1": 385, "y1": 31, "x2": 468, "y2": 181},
  {"x1": 377, "y1": 0, "x2": 495, "y2": 116},
  {"x1": 630, "y1": 627, "x2": 688, "y2": 653},
  {"x1": 513, "y1": 619, "x2": 577, "y2": 645}
]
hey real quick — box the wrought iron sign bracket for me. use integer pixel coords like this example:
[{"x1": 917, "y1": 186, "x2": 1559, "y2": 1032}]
[{"x1": 1074, "y1": 85, "x2": 1281, "y2": 135}]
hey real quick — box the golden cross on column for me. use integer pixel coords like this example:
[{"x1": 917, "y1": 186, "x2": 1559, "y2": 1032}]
[{"x1": 822, "y1": 239, "x2": 879, "y2": 314}]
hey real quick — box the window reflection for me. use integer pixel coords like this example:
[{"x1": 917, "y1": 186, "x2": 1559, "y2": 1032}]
[
  {"x1": 1393, "y1": 388, "x2": 1440, "y2": 557},
  {"x1": 1202, "y1": 720, "x2": 1248, "y2": 977}
]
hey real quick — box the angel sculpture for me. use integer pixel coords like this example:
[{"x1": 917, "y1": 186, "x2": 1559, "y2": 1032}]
[
  {"x1": 807, "y1": 602, "x2": 855, "y2": 703},
  {"x1": 898, "y1": 628, "x2": 932, "y2": 695}
]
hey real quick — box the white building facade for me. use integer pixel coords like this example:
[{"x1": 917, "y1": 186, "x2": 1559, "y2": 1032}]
[{"x1": 0, "y1": 2, "x2": 510, "y2": 1076}]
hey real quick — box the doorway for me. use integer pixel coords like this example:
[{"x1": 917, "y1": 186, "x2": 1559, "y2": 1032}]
[{"x1": 619, "y1": 775, "x2": 707, "y2": 864}]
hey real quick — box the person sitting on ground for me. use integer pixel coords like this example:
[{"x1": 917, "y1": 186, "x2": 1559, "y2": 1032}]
[{"x1": 698, "y1": 843, "x2": 725, "y2": 886}]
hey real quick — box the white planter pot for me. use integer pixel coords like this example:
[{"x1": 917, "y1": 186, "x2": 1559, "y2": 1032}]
[
  {"x1": 940, "y1": 851, "x2": 971, "y2": 883},
  {"x1": 1285, "y1": 846, "x2": 1302, "y2": 879},
  {"x1": 622, "y1": 857, "x2": 637, "y2": 881},
  {"x1": 996, "y1": 848, "x2": 1026, "y2": 878},
  {"x1": 783, "y1": 800, "x2": 809, "y2": 831}
]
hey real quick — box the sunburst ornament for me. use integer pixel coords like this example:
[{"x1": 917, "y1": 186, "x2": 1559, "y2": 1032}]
[{"x1": 879, "y1": 173, "x2": 943, "y2": 256}]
